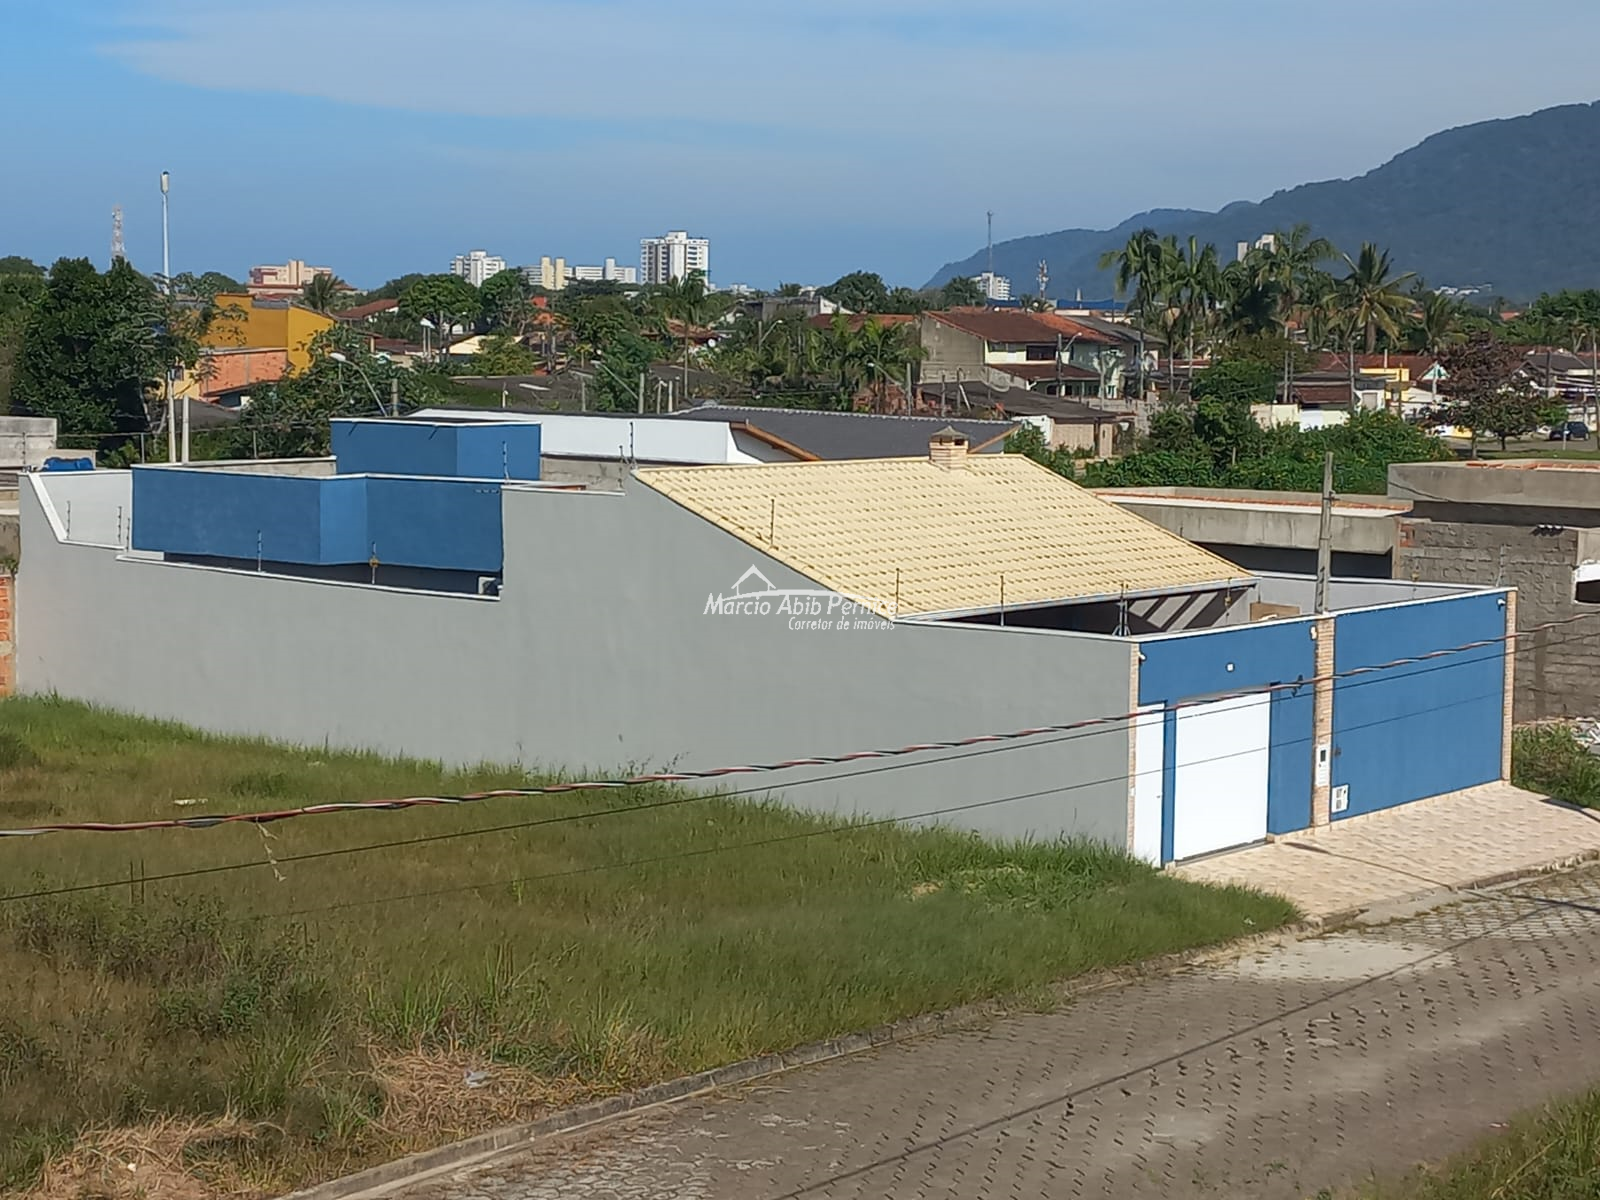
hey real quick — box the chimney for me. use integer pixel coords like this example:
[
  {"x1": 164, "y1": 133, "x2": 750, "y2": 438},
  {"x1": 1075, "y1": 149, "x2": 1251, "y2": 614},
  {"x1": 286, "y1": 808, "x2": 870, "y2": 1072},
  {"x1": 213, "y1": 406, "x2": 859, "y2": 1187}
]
[{"x1": 928, "y1": 427, "x2": 969, "y2": 470}]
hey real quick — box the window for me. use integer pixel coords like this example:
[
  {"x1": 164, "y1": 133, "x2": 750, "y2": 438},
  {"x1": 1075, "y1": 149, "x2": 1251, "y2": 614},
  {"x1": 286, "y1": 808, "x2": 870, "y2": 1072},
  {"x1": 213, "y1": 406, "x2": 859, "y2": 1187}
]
[
  {"x1": 1025, "y1": 344, "x2": 1055, "y2": 361},
  {"x1": 1575, "y1": 562, "x2": 1600, "y2": 605}
]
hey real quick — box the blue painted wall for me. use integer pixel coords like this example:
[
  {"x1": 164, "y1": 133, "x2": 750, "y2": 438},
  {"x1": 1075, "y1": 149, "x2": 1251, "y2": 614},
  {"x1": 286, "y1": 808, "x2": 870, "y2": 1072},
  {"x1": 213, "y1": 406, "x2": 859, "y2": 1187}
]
[
  {"x1": 331, "y1": 420, "x2": 540, "y2": 481},
  {"x1": 365, "y1": 478, "x2": 502, "y2": 571},
  {"x1": 1138, "y1": 621, "x2": 1318, "y2": 857},
  {"x1": 1331, "y1": 593, "x2": 1507, "y2": 818},
  {"x1": 132, "y1": 470, "x2": 504, "y2": 573}
]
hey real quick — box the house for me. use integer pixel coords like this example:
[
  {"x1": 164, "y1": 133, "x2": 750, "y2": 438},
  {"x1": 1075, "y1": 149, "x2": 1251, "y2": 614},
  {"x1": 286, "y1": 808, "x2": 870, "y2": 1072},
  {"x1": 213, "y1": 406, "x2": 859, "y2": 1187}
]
[
  {"x1": 13, "y1": 422, "x2": 1514, "y2": 866},
  {"x1": 204, "y1": 294, "x2": 336, "y2": 373},
  {"x1": 173, "y1": 346, "x2": 289, "y2": 407},
  {"x1": 917, "y1": 308, "x2": 1138, "y2": 402}
]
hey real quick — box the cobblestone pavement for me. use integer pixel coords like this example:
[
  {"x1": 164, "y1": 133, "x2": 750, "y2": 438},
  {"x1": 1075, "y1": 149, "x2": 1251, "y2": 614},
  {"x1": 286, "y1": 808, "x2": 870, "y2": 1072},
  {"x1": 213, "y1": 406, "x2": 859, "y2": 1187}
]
[{"x1": 391, "y1": 870, "x2": 1600, "y2": 1200}]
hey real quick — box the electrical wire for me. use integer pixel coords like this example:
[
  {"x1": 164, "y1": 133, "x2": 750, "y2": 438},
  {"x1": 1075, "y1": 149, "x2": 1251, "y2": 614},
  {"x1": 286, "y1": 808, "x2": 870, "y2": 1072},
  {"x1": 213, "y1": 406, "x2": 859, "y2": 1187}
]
[
  {"x1": 0, "y1": 679, "x2": 1510, "y2": 909},
  {"x1": 0, "y1": 609, "x2": 1548, "y2": 840}
]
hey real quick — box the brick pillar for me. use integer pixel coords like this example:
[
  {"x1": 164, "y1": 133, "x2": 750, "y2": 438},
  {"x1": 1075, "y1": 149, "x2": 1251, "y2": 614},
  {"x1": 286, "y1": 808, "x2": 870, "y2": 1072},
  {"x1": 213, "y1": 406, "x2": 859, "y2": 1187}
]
[
  {"x1": 0, "y1": 572, "x2": 13, "y2": 697},
  {"x1": 1310, "y1": 615, "x2": 1336, "y2": 827},
  {"x1": 1502, "y1": 589, "x2": 1517, "y2": 781}
]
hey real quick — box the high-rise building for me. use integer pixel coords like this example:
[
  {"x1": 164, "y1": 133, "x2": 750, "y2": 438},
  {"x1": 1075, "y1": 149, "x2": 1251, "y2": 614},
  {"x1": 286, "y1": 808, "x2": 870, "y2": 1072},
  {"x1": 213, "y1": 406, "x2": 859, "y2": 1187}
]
[
  {"x1": 566, "y1": 257, "x2": 639, "y2": 285},
  {"x1": 520, "y1": 257, "x2": 568, "y2": 291},
  {"x1": 450, "y1": 250, "x2": 508, "y2": 287},
  {"x1": 248, "y1": 259, "x2": 334, "y2": 300},
  {"x1": 640, "y1": 230, "x2": 709, "y2": 285},
  {"x1": 974, "y1": 271, "x2": 1011, "y2": 301}
]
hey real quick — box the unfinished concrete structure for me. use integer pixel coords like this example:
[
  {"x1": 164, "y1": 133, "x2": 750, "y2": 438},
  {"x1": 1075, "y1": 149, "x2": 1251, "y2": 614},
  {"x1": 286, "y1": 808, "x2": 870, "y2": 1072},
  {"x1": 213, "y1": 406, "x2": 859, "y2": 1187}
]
[{"x1": 1391, "y1": 460, "x2": 1600, "y2": 720}]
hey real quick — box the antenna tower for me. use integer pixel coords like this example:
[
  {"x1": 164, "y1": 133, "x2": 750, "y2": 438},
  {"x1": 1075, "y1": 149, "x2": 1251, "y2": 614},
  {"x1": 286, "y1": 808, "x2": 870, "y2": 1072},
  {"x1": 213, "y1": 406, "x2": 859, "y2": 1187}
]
[
  {"x1": 1037, "y1": 260, "x2": 1049, "y2": 300},
  {"x1": 111, "y1": 205, "x2": 125, "y2": 265}
]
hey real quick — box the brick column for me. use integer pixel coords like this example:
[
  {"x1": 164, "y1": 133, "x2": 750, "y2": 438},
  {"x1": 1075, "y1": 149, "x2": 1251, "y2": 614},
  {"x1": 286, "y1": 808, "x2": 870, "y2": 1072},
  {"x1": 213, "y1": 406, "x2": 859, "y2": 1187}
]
[
  {"x1": 0, "y1": 572, "x2": 13, "y2": 697},
  {"x1": 1502, "y1": 589, "x2": 1517, "y2": 781},
  {"x1": 1310, "y1": 615, "x2": 1336, "y2": 827}
]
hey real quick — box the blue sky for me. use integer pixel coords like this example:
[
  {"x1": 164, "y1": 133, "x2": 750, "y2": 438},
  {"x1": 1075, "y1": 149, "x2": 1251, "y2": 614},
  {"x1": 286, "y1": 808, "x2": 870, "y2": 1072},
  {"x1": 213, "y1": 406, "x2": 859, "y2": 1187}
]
[{"x1": 6, "y1": 0, "x2": 1600, "y2": 289}]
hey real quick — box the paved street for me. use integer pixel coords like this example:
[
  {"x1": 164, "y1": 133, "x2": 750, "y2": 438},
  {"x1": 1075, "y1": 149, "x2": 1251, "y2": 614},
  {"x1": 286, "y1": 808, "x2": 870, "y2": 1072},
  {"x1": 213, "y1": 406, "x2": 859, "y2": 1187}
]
[{"x1": 392, "y1": 868, "x2": 1600, "y2": 1200}]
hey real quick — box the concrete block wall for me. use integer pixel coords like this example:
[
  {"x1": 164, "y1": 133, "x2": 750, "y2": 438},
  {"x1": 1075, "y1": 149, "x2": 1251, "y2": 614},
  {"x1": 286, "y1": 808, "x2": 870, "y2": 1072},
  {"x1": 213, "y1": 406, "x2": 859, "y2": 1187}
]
[{"x1": 1395, "y1": 517, "x2": 1600, "y2": 720}]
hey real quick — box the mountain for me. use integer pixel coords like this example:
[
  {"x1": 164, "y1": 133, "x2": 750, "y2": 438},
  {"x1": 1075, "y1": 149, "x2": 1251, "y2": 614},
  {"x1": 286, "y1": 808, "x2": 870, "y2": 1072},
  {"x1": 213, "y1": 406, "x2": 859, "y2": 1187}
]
[{"x1": 926, "y1": 101, "x2": 1600, "y2": 303}]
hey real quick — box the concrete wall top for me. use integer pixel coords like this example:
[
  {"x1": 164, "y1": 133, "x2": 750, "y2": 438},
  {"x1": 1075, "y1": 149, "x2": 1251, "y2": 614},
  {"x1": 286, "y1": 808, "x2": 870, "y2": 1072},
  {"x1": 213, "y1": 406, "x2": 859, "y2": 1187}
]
[
  {"x1": 1101, "y1": 490, "x2": 1403, "y2": 557},
  {"x1": 331, "y1": 420, "x2": 541, "y2": 481},
  {"x1": 408, "y1": 408, "x2": 761, "y2": 465},
  {"x1": 1390, "y1": 460, "x2": 1600, "y2": 510}
]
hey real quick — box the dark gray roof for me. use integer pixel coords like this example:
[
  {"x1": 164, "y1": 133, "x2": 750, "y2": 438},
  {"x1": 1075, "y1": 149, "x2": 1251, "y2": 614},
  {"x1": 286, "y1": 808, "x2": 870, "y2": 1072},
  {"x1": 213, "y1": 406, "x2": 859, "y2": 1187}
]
[{"x1": 668, "y1": 405, "x2": 1018, "y2": 459}]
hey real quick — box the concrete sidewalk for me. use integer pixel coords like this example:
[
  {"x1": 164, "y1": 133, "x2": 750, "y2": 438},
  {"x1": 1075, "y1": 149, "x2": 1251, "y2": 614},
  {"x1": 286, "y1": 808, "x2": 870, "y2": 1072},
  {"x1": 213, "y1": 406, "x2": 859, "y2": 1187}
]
[{"x1": 1173, "y1": 782, "x2": 1600, "y2": 921}]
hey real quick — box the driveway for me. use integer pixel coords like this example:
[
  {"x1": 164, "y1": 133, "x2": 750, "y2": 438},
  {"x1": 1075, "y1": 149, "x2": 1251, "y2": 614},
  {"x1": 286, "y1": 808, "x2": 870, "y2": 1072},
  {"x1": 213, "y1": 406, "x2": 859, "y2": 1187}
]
[
  {"x1": 1174, "y1": 782, "x2": 1600, "y2": 921},
  {"x1": 388, "y1": 866, "x2": 1600, "y2": 1200}
]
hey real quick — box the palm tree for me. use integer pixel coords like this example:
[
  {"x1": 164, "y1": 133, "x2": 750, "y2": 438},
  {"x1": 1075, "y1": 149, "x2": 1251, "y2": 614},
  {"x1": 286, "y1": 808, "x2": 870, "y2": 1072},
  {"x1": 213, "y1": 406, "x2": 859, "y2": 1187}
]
[
  {"x1": 1099, "y1": 229, "x2": 1166, "y2": 394},
  {"x1": 1172, "y1": 237, "x2": 1222, "y2": 381},
  {"x1": 1410, "y1": 291, "x2": 1464, "y2": 355},
  {"x1": 1338, "y1": 243, "x2": 1416, "y2": 353},
  {"x1": 300, "y1": 273, "x2": 348, "y2": 314},
  {"x1": 648, "y1": 270, "x2": 727, "y2": 400},
  {"x1": 855, "y1": 318, "x2": 925, "y2": 413}
]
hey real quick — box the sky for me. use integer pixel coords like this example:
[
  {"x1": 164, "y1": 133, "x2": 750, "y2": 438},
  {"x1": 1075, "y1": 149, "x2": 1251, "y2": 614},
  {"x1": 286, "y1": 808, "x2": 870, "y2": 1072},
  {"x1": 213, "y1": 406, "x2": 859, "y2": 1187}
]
[{"x1": 5, "y1": 0, "x2": 1600, "y2": 290}]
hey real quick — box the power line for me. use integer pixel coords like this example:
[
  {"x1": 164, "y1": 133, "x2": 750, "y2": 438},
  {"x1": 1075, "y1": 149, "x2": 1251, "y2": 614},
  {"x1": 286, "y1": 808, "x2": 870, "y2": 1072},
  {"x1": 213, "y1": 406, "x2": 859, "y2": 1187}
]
[
  {"x1": 0, "y1": 608, "x2": 1553, "y2": 841},
  {"x1": 0, "y1": 680, "x2": 1511, "y2": 910}
]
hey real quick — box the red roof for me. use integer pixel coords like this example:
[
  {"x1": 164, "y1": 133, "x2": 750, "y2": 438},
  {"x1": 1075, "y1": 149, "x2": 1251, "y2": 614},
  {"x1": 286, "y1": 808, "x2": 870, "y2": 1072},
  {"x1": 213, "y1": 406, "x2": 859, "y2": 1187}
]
[
  {"x1": 338, "y1": 298, "x2": 400, "y2": 321},
  {"x1": 926, "y1": 307, "x2": 1114, "y2": 345}
]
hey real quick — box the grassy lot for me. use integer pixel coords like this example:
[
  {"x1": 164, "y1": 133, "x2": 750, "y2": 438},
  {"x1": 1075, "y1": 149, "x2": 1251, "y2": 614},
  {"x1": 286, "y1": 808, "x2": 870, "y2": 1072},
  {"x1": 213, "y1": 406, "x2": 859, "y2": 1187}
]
[
  {"x1": 0, "y1": 697, "x2": 1293, "y2": 1196},
  {"x1": 1512, "y1": 724, "x2": 1600, "y2": 807},
  {"x1": 1324, "y1": 1087, "x2": 1600, "y2": 1199}
]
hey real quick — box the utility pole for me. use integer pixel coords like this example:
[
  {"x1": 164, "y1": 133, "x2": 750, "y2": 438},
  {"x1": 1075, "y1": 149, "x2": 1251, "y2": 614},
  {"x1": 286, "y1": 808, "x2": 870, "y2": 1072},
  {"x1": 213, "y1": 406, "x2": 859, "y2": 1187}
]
[
  {"x1": 904, "y1": 361, "x2": 913, "y2": 415},
  {"x1": 162, "y1": 171, "x2": 176, "y2": 463},
  {"x1": 1314, "y1": 451, "x2": 1334, "y2": 614},
  {"x1": 638, "y1": 371, "x2": 646, "y2": 414},
  {"x1": 986, "y1": 211, "x2": 994, "y2": 295}
]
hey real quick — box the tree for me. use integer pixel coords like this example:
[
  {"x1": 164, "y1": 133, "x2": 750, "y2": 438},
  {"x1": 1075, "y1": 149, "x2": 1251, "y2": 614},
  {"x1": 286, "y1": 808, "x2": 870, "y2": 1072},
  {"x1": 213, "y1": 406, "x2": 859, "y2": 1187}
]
[
  {"x1": 467, "y1": 333, "x2": 539, "y2": 376},
  {"x1": 365, "y1": 273, "x2": 429, "y2": 301},
  {"x1": 854, "y1": 317, "x2": 924, "y2": 413},
  {"x1": 821, "y1": 271, "x2": 890, "y2": 314},
  {"x1": 1407, "y1": 291, "x2": 1465, "y2": 354},
  {"x1": 1004, "y1": 424, "x2": 1076, "y2": 478},
  {"x1": 299, "y1": 273, "x2": 349, "y2": 314},
  {"x1": 10, "y1": 258, "x2": 188, "y2": 442},
  {"x1": 1337, "y1": 243, "x2": 1416, "y2": 353},
  {"x1": 228, "y1": 327, "x2": 438, "y2": 457},
  {"x1": 647, "y1": 269, "x2": 726, "y2": 398},
  {"x1": 479, "y1": 269, "x2": 538, "y2": 336},
  {"x1": 399, "y1": 275, "x2": 481, "y2": 355},
  {"x1": 169, "y1": 270, "x2": 243, "y2": 301},
  {"x1": 1438, "y1": 332, "x2": 1532, "y2": 451},
  {"x1": 939, "y1": 276, "x2": 987, "y2": 307},
  {"x1": 1218, "y1": 330, "x2": 1313, "y2": 376},
  {"x1": 1190, "y1": 360, "x2": 1274, "y2": 459}
]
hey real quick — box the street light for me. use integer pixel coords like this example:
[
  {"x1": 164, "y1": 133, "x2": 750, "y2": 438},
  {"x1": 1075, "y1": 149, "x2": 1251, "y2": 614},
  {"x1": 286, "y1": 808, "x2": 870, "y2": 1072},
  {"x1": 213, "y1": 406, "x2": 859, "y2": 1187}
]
[
  {"x1": 160, "y1": 171, "x2": 177, "y2": 463},
  {"x1": 328, "y1": 352, "x2": 390, "y2": 417},
  {"x1": 418, "y1": 318, "x2": 435, "y2": 362}
]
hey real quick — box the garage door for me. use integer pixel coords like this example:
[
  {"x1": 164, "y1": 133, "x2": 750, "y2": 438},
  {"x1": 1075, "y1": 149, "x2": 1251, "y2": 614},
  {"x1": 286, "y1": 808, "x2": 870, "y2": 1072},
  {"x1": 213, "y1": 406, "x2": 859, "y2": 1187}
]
[{"x1": 1172, "y1": 693, "x2": 1271, "y2": 860}]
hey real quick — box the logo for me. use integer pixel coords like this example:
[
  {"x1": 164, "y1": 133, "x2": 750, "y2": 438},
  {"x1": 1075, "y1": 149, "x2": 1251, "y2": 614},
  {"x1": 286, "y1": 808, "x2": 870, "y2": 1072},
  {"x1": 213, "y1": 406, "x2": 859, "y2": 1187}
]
[{"x1": 704, "y1": 566, "x2": 896, "y2": 631}]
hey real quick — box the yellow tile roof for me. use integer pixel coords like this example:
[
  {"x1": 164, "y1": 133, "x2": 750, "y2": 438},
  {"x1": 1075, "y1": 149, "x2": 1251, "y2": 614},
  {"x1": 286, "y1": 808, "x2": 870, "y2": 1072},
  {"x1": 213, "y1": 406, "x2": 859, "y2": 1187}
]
[{"x1": 637, "y1": 454, "x2": 1250, "y2": 618}]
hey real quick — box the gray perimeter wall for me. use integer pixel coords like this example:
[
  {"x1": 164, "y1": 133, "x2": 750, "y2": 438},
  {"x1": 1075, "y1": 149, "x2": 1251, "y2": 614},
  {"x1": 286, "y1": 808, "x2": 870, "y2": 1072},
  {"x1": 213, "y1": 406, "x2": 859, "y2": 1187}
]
[{"x1": 17, "y1": 474, "x2": 1135, "y2": 846}]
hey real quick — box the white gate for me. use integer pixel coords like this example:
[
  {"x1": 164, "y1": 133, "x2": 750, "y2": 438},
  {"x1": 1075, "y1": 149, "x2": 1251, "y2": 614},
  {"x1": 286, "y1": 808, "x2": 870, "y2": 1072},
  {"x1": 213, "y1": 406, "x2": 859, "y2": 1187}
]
[{"x1": 1171, "y1": 693, "x2": 1270, "y2": 860}]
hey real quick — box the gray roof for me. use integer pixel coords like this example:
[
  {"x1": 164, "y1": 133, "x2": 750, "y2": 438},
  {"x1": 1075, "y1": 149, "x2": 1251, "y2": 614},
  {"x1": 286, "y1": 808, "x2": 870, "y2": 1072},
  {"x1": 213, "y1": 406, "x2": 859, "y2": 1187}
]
[{"x1": 667, "y1": 405, "x2": 1018, "y2": 459}]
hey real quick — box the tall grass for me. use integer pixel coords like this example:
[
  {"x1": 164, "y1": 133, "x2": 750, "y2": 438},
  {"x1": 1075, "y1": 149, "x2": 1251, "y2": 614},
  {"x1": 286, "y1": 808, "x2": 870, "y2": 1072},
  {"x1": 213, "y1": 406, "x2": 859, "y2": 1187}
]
[
  {"x1": 0, "y1": 696, "x2": 1293, "y2": 1192},
  {"x1": 1512, "y1": 724, "x2": 1600, "y2": 807},
  {"x1": 1329, "y1": 1087, "x2": 1600, "y2": 1198}
]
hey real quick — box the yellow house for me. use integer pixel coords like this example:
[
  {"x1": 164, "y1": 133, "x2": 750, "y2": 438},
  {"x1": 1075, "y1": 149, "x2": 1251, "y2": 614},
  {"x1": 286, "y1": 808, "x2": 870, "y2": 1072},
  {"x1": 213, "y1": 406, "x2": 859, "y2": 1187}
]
[{"x1": 204, "y1": 294, "x2": 335, "y2": 373}]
